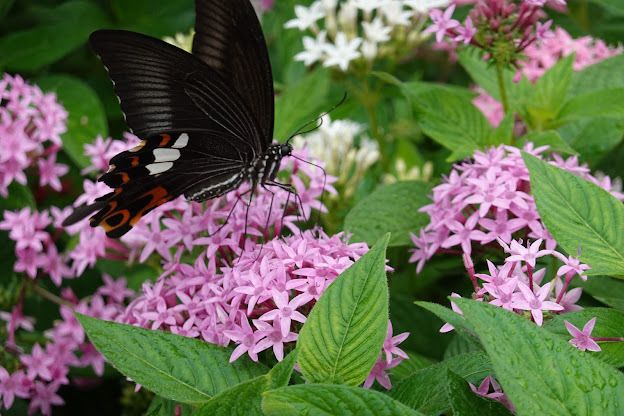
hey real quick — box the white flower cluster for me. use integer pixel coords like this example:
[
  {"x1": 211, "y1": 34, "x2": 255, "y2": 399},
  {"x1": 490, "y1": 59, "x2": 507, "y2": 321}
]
[
  {"x1": 285, "y1": 0, "x2": 450, "y2": 72},
  {"x1": 294, "y1": 115, "x2": 379, "y2": 198}
]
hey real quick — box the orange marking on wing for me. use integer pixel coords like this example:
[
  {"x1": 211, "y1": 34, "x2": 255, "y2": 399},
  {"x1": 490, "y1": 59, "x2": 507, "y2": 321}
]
[
  {"x1": 116, "y1": 172, "x2": 131, "y2": 184},
  {"x1": 100, "y1": 209, "x2": 131, "y2": 232},
  {"x1": 159, "y1": 134, "x2": 171, "y2": 147},
  {"x1": 129, "y1": 186, "x2": 172, "y2": 226},
  {"x1": 129, "y1": 156, "x2": 140, "y2": 167}
]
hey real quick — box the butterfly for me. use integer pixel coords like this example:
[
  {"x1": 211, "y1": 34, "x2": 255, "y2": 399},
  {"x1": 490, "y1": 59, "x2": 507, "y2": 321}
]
[{"x1": 63, "y1": 0, "x2": 292, "y2": 238}]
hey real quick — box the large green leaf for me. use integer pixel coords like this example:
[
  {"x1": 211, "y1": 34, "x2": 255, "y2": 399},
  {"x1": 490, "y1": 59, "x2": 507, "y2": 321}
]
[
  {"x1": 0, "y1": 2, "x2": 109, "y2": 71},
  {"x1": 402, "y1": 82, "x2": 493, "y2": 161},
  {"x1": 296, "y1": 234, "x2": 390, "y2": 386},
  {"x1": 568, "y1": 54, "x2": 624, "y2": 96},
  {"x1": 454, "y1": 299, "x2": 624, "y2": 416},
  {"x1": 76, "y1": 314, "x2": 267, "y2": 405},
  {"x1": 36, "y1": 75, "x2": 108, "y2": 170},
  {"x1": 390, "y1": 352, "x2": 494, "y2": 414},
  {"x1": 522, "y1": 131, "x2": 577, "y2": 156},
  {"x1": 344, "y1": 181, "x2": 432, "y2": 247},
  {"x1": 262, "y1": 384, "x2": 425, "y2": 416},
  {"x1": 415, "y1": 301, "x2": 481, "y2": 351},
  {"x1": 523, "y1": 152, "x2": 624, "y2": 277},
  {"x1": 193, "y1": 351, "x2": 296, "y2": 415}
]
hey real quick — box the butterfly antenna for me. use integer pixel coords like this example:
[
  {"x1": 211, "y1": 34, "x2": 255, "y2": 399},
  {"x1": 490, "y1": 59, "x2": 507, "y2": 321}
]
[{"x1": 285, "y1": 92, "x2": 347, "y2": 145}]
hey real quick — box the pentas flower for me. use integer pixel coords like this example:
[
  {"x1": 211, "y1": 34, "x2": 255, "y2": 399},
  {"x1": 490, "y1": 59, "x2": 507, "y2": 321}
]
[
  {"x1": 286, "y1": 0, "x2": 450, "y2": 72},
  {"x1": 0, "y1": 73, "x2": 68, "y2": 197},
  {"x1": 469, "y1": 375, "x2": 515, "y2": 412},
  {"x1": 425, "y1": 0, "x2": 564, "y2": 70},
  {"x1": 411, "y1": 142, "x2": 624, "y2": 272}
]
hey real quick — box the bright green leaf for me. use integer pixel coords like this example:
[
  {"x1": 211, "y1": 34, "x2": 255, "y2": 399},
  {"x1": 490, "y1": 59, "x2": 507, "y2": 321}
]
[
  {"x1": 530, "y1": 54, "x2": 574, "y2": 119},
  {"x1": 544, "y1": 307, "x2": 624, "y2": 368},
  {"x1": 487, "y1": 113, "x2": 514, "y2": 146},
  {"x1": 390, "y1": 352, "x2": 494, "y2": 414},
  {"x1": 568, "y1": 54, "x2": 624, "y2": 96},
  {"x1": 523, "y1": 152, "x2": 624, "y2": 277},
  {"x1": 267, "y1": 350, "x2": 297, "y2": 389},
  {"x1": 76, "y1": 314, "x2": 267, "y2": 405},
  {"x1": 402, "y1": 83, "x2": 493, "y2": 161},
  {"x1": 555, "y1": 88, "x2": 624, "y2": 126},
  {"x1": 297, "y1": 234, "x2": 390, "y2": 386},
  {"x1": 36, "y1": 75, "x2": 108, "y2": 170},
  {"x1": 344, "y1": 181, "x2": 432, "y2": 247},
  {"x1": 557, "y1": 117, "x2": 624, "y2": 163},
  {"x1": 262, "y1": 384, "x2": 425, "y2": 416},
  {"x1": 454, "y1": 299, "x2": 624, "y2": 416}
]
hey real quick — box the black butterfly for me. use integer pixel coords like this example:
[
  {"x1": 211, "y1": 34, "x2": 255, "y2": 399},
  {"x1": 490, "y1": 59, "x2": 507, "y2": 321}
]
[{"x1": 63, "y1": 0, "x2": 292, "y2": 238}]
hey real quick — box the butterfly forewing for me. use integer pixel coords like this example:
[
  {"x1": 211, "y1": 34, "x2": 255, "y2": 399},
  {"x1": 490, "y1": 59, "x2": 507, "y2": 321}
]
[
  {"x1": 89, "y1": 30, "x2": 265, "y2": 148},
  {"x1": 193, "y1": 0, "x2": 274, "y2": 142}
]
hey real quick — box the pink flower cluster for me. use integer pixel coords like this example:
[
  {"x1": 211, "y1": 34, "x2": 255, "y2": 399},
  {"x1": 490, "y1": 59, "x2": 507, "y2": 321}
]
[
  {"x1": 0, "y1": 74, "x2": 69, "y2": 197},
  {"x1": 0, "y1": 282, "x2": 133, "y2": 415},
  {"x1": 425, "y1": 0, "x2": 563, "y2": 66},
  {"x1": 410, "y1": 142, "x2": 624, "y2": 274},
  {"x1": 117, "y1": 229, "x2": 408, "y2": 388}
]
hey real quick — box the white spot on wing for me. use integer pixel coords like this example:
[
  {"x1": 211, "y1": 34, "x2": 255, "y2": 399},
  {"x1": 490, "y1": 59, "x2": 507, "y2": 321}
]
[
  {"x1": 146, "y1": 162, "x2": 173, "y2": 175},
  {"x1": 153, "y1": 148, "x2": 180, "y2": 162},
  {"x1": 172, "y1": 133, "x2": 189, "y2": 149}
]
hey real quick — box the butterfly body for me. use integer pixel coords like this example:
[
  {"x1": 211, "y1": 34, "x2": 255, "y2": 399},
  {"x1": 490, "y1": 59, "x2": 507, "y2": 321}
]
[{"x1": 63, "y1": 0, "x2": 288, "y2": 238}]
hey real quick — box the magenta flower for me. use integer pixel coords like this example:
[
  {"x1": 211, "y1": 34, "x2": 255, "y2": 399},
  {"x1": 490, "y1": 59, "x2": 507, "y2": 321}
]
[
  {"x1": 363, "y1": 357, "x2": 402, "y2": 389},
  {"x1": 27, "y1": 381, "x2": 64, "y2": 416},
  {"x1": 382, "y1": 321, "x2": 409, "y2": 365},
  {"x1": 565, "y1": 318, "x2": 601, "y2": 352},
  {"x1": 20, "y1": 344, "x2": 55, "y2": 381},
  {"x1": 258, "y1": 289, "x2": 308, "y2": 337},
  {"x1": 505, "y1": 239, "x2": 551, "y2": 268}
]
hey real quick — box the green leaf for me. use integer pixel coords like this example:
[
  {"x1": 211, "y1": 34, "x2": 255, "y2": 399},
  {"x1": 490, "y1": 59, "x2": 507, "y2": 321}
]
[
  {"x1": 543, "y1": 307, "x2": 624, "y2": 368},
  {"x1": 262, "y1": 384, "x2": 425, "y2": 416},
  {"x1": 569, "y1": 54, "x2": 624, "y2": 96},
  {"x1": 36, "y1": 75, "x2": 108, "y2": 170},
  {"x1": 402, "y1": 83, "x2": 493, "y2": 161},
  {"x1": 193, "y1": 376, "x2": 268, "y2": 416},
  {"x1": 528, "y1": 54, "x2": 574, "y2": 123},
  {"x1": 193, "y1": 351, "x2": 297, "y2": 416},
  {"x1": 523, "y1": 152, "x2": 624, "y2": 277},
  {"x1": 146, "y1": 397, "x2": 193, "y2": 416},
  {"x1": 521, "y1": 131, "x2": 577, "y2": 156},
  {"x1": 274, "y1": 68, "x2": 331, "y2": 141},
  {"x1": 296, "y1": 234, "x2": 390, "y2": 386},
  {"x1": 390, "y1": 352, "x2": 494, "y2": 414},
  {"x1": 580, "y1": 276, "x2": 624, "y2": 310},
  {"x1": 344, "y1": 181, "x2": 432, "y2": 247},
  {"x1": 555, "y1": 88, "x2": 624, "y2": 126},
  {"x1": 454, "y1": 299, "x2": 624, "y2": 416},
  {"x1": 446, "y1": 370, "x2": 513, "y2": 416},
  {"x1": 389, "y1": 351, "x2": 434, "y2": 381},
  {"x1": 557, "y1": 117, "x2": 624, "y2": 163},
  {"x1": 0, "y1": 2, "x2": 109, "y2": 71},
  {"x1": 415, "y1": 301, "x2": 481, "y2": 351},
  {"x1": 487, "y1": 113, "x2": 514, "y2": 147},
  {"x1": 0, "y1": 182, "x2": 35, "y2": 210},
  {"x1": 76, "y1": 314, "x2": 267, "y2": 405},
  {"x1": 457, "y1": 49, "x2": 531, "y2": 115},
  {"x1": 267, "y1": 350, "x2": 297, "y2": 389}
]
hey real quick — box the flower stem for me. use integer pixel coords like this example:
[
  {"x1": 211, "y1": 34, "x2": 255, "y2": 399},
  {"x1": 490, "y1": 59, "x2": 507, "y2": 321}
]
[{"x1": 31, "y1": 283, "x2": 75, "y2": 308}]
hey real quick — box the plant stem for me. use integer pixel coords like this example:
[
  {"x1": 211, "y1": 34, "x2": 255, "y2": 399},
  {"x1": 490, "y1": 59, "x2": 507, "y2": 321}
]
[{"x1": 31, "y1": 283, "x2": 75, "y2": 308}]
